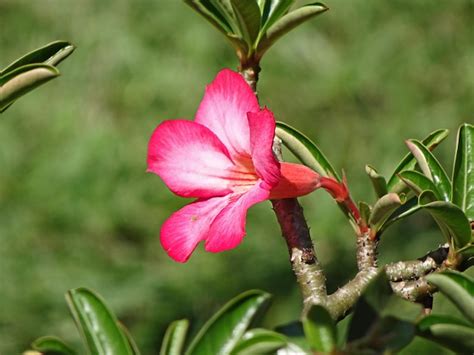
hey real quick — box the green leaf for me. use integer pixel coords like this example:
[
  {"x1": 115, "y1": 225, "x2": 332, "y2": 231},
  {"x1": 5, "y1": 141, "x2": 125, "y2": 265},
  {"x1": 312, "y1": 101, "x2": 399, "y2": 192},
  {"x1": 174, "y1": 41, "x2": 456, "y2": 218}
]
[
  {"x1": 160, "y1": 319, "x2": 189, "y2": 355},
  {"x1": 274, "y1": 321, "x2": 310, "y2": 352},
  {"x1": 183, "y1": 1, "x2": 248, "y2": 55},
  {"x1": 1, "y1": 41, "x2": 75, "y2": 75},
  {"x1": 417, "y1": 314, "x2": 471, "y2": 331},
  {"x1": 275, "y1": 121, "x2": 339, "y2": 180},
  {"x1": 31, "y1": 336, "x2": 76, "y2": 355},
  {"x1": 419, "y1": 197, "x2": 471, "y2": 249},
  {"x1": 184, "y1": 0, "x2": 233, "y2": 33},
  {"x1": 387, "y1": 129, "x2": 449, "y2": 193},
  {"x1": 230, "y1": 0, "x2": 261, "y2": 48},
  {"x1": 416, "y1": 322, "x2": 474, "y2": 354},
  {"x1": 65, "y1": 288, "x2": 133, "y2": 355},
  {"x1": 1, "y1": 64, "x2": 59, "y2": 112},
  {"x1": 365, "y1": 165, "x2": 388, "y2": 198},
  {"x1": 452, "y1": 123, "x2": 474, "y2": 221},
  {"x1": 230, "y1": 328, "x2": 287, "y2": 354},
  {"x1": 406, "y1": 139, "x2": 451, "y2": 201},
  {"x1": 369, "y1": 193, "x2": 405, "y2": 232},
  {"x1": 359, "y1": 201, "x2": 371, "y2": 226},
  {"x1": 119, "y1": 323, "x2": 142, "y2": 355},
  {"x1": 257, "y1": 2, "x2": 328, "y2": 55},
  {"x1": 302, "y1": 304, "x2": 337, "y2": 353},
  {"x1": 398, "y1": 170, "x2": 441, "y2": 198},
  {"x1": 185, "y1": 290, "x2": 271, "y2": 355},
  {"x1": 426, "y1": 271, "x2": 474, "y2": 324},
  {"x1": 258, "y1": 0, "x2": 293, "y2": 40}
]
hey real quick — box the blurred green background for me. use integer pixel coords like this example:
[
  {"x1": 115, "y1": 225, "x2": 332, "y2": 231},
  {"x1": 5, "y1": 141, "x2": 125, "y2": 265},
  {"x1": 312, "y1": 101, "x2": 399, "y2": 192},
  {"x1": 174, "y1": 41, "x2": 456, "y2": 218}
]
[{"x1": 1, "y1": 0, "x2": 473, "y2": 353}]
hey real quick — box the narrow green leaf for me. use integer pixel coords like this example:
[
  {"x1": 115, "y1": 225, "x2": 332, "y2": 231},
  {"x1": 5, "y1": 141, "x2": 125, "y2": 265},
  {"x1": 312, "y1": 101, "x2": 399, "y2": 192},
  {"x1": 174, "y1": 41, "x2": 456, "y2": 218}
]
[
  {"x1": 405, "y1": 140, "x2": 451, "y2": 201},
  {"x1": 183, "y1": 1, "x2": 247, "y2": 54},
  {"x1": 32, "y1": 336, "x2": 76, "y2": 355},
  {"x1": 274, "y1": 321, "x2": 310, "y2": 352},
  {"x1": 365, "y1": 165, "x2": 388, "y2": 198},
  {"x1": 230, "y1": 328, "x2": 287, "y2": 354},
  {"x1": 452, "y1": 123, "x2": 474, "y2": 221},
  {"x1": 416, "y1": 323, "x2": 474, "y2": 354},
  {"x1": 257, "y1": 2, "x2": 328, "y2": 55},
  {"x1": 184, "y1": 0, "x2": 232, "y2": 33},
  {"x1": 119, "y1": 323, "x2": 142, "y2": 355},
  {"x1": 417, "y1": 314, "x2": 471, "y2": 331},
  {"x1": 419, "y1": 198, "x2": 471, "y2": 249},
  {"x1": 65, "y1": 288, "x2": 133, "y2": 355},
  {"x1": 258, "y1": 0, "x2": 293, "y2": 41},
  {"x1": 1, "y1": 41, "x2": 75, "y2": 75},
  {"x1": 379, "y1": 196, "x2": 420, "y2": 233},
  {"x1": 160, "y1": 319, "x2": 189, "y2": 355},
  {"x1": 302, "y1": 305, "x2": 337, "y2": 352},
  {"x1": 369, "y1": 193, "x2": 405, "y2": 231},
  {"x1": 398, "y1": 170, "x2": 441, "y2": 198},
  {"x1": 275, "y1": 121, "x2": 339, "y2": 180},
  {"x1": 230, "y1": 0, "x2": 261, "y2": 47},
  {"x1": 185, "y1": 290, "x2": 271, "y2": 355},
  {"x1": 387, "y1": 129, "x2": 449, "y2": 193},
  {"x1": 1, "y1": 64, "x2": 59, "y2": 112},
  {"x1": 359, "y1": 201, "x2": 371, "y2": 226},
  {"x1": 426, "y1": 271, "x2": 474, "y2": 324}
]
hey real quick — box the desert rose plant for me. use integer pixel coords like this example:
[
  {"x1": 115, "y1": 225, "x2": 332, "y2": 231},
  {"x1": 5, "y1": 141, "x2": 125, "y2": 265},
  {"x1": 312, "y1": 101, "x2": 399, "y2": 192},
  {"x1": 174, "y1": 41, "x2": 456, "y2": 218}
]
[{"x1": 13, "y1": 1, "x2": 473, "y2": 354}]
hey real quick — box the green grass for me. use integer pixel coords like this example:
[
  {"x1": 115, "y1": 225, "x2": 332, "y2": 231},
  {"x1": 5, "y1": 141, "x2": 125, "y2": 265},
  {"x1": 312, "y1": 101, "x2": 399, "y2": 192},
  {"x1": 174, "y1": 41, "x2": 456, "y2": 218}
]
[{"x1": 1, "y1": 0, "x2": 472, "y2": 353}]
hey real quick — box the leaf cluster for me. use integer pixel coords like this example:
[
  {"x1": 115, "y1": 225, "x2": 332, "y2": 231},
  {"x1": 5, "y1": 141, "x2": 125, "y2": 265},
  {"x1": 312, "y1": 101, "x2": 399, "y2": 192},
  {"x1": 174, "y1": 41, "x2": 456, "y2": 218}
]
[{"x1": 0, "y1": 41, "x2": 75, "y2": 113}]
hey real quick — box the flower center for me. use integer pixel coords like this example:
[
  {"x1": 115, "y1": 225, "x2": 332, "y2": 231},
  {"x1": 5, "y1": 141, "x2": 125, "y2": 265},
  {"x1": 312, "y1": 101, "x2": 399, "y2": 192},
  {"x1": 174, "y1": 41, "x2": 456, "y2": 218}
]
[{"x1": 228, "y1": 154, "x2": 259, "y2": 193}]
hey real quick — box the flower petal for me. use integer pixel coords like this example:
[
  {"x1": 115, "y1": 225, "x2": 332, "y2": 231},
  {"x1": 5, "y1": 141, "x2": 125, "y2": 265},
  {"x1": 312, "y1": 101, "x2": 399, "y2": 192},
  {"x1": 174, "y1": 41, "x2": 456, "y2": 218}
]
[
  {"x1": 147, "y1": 119, "x2": 234, "y2": 198},
  {"x1": 195, "y1": 69, "x2": 259, "y2": 158},
  {"x1": 247, "y1": 108, "x2": 281, "y2": 187},
  {"x1": 160, "y1": 196, "x2": 230, "y2": 262},
  {"x1": 205, "y1": 182, "x2": 270, "y2": 253}
]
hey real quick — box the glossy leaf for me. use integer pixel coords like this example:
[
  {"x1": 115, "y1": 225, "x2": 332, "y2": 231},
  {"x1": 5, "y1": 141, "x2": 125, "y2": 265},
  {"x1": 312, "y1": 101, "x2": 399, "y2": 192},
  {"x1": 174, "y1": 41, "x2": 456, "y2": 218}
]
[
  {"x1": 275, "y1": 121, "x2": 339, "y2": 180},
  {"x1": 230, "y1": 0, "x2": 261, "y2": 46},
  {"x1": 416, "y1": 322, "x2": 474, "y2": 354},
  {"x1": 31, "y1": 336, "x2": 76, "y2": 355},
  {"x1": 65, "y1": 288, "x2": 133, "y2": 355},
  {"x1": 426, "y1": 271, "x2": 474, "y2": 324},
  {"x1": 398, "y1": 170, "x2": 441, "y2": 198},
  {"x1": 119, "y1": 323, "x2": 142, "y2": 355},
  {"x1": 1, "y1": 64, "x2": 59, "y2": 112},
  {"x1": 258, "y1": 2, "x2": 328, "y2": 55},
  {"x1": 417, "y1": 314, "x2": 471, "y2": 330},
  {"x1": 387, "y1": 129, "x2": 449, "y2": 193},
  {"x1": 369, "y1": 193, "x2": 405, "y2": 231},
  {"x1": 419, "y1": 197, "x2": 471, "y2": 249},
  {"x1": 1, "y1": 41, "x2": 75, "y2": 75},
  {"x1": 185, "y1": 290, "x2": 271, "y2": 355},
  {"x1": 230, "y1": 328, "x2": 287, "y2": 354},
  {"x1": 359, "y1": 201, "x2": 371, "y2": 226},
  {"x1": 258, "y1": 0, "x2": 293, "y2": 39},
  {"x1": 452, "y1": 123, "x2": 474, "y2": 220},
  {"x1": 274, "y1": 321, "x2": 310, "y2": 352},
  {"x1": 406, "y1": 139, "x2": 451, "y2": 201},
  {"x1": 365, "y1": 165, "x2": 388, "y2": 198},
  {"x1": 302, "y1": 305, "x2": 337, "y2": 353},
  {"x1": 184, "y1": 0, "x2": 233, "y2": 34},
  {"x1": 160, "y1": 319, "x2": 189, "y2": 355}
]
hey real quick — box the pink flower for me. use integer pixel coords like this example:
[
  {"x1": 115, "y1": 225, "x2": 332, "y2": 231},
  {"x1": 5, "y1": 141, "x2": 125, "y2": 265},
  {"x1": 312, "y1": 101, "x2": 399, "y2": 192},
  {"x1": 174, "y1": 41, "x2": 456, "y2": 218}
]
[{"x1": 147, "y1": 69, "x2": 323, "y2": 262}]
